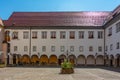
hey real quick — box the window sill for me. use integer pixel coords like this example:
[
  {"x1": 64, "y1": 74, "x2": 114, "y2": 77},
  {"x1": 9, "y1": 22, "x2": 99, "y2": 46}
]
[{"x1": 108, "y1": 34, "x2": 112, "y2": 36}]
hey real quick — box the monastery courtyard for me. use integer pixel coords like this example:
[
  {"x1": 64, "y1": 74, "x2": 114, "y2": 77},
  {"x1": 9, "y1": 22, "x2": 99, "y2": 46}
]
[{"x1": 0, "y1": 67, "x2": 120, "y2": 80}]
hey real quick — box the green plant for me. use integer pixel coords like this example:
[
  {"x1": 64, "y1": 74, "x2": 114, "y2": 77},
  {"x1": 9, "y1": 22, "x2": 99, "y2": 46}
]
[{"x1": 61, "y1": 59, "x2": 73, "y2": 69}]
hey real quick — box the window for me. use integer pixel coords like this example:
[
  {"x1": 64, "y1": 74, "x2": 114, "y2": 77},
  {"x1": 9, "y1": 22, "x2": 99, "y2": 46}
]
[
  {"x1": 89, "y1": 46, "x2": 93, "y2": 51},
  {"x1": 12, "y1": 31, "x2": 18, "y2": 39},
  {"x1": 32, "y1": 31, "x2": 37, "y2": 39},
  {"x1": 116, "y1": 22, "x2": 120, "y2": 33},
  {"x1": 60, "y1": 31, "x2": 66, "y2": 39},
  {"x1": 14, "y1": 46, "x2": 18, "y2": 52},
  {"x1": 41, "y1": 31, "x2": 47, "y2": 39},
  {"x1": 5, "y1": 31, "x2": 10, "y2": 41},
  {"x1": 79, "y1": 31, "x2": 84, "y2": 39},
  {"x1": 98, "y1": 31, "x2": 103, "y2": 39},
  {"x1": 108, "y1": 27, "x2": 112, "y2": 36},
  {"x1": 110, "y1": 44, "x2": 113, "y2": 51},
  {"x1": 51, "y1": 31, "x2": 56, "y2": 39},
  {"x1": 79, "y1": 46, "x2": 84, "y2": 52},
  {"x1": 51, "y1": 46, "x2": 55, "y2": 52},
  {"x1": 98, "y1": 46, "x2": 102, "y2": 52},
  {"x1": 60, "y1": 46, "x2": 65, "y2": 52},
  {"x1": 33, "y1": 46, "x2": 37, "y2": 52},
  {"x1": 24, "y1": 46, "x2": 28, "y2": 52},
  {"x1": 70, "y1": 31, "x2": 75, "y2": 39},
  {"x1": 116, "y1": 42, "x2": 119, "y2": 49},
  {"x1": 70, "y1": 46, "x2": 74, "y2": 52},
  {"x1": 88, "y1": 31, "x2": 94, "y2": 39},
  {"x1": 42, "y1": 46, "x2": 46, "y2": 52},
  {"x1": 23, "y1": 31, "x2": 29, "y2": 39},
  {"x1": 105, "y1": 46, "x2": 108, "y2": 51}
]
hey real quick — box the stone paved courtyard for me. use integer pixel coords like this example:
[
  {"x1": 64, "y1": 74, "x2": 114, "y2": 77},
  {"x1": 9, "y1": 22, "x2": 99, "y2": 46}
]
[{"x1": 0, "y1": 67, "x2": 120, "y2": 80}]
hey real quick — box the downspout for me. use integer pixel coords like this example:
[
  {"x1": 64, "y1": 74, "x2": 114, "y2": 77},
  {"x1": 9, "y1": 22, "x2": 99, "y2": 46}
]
[
  {"x1": 29, "y1": 27, "x2": 31, "y2": 57},
  {"x1": 104, "y1": 27, "x2": 106, "y2": 66}
]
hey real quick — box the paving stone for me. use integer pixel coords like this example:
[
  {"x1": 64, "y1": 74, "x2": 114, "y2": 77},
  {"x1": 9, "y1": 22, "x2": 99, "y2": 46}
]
[{"x1": 0, "y1": 67, "x2": 120, "y2": 80}]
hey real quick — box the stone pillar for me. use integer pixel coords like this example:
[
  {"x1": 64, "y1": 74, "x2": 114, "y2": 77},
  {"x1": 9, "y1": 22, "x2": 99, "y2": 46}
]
[
  {"x1": 113, "y1": 59, "x2": 117, "y2": 67},
  {"x1": 7, "y1": 53, "x2": 13, "y2": 65},
  {"x1": 114, "y1": 59, "x2": 117, "y2": 67},
  {"x1": 2, "y1": 41, "x2": 7, "y2": 66}
]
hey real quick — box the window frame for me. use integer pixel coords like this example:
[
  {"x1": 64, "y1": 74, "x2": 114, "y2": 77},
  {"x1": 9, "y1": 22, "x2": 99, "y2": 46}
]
[
  {"x1": 79, "y1": 46, "x2": 84, "y2": 52},
  {"x1": 88, "y1": 31, "x2": 94, "y2": 39},
  {"x1": 79, "y1": 31, "x2": 84, "y2": 39},
  {"x1": 51, "y1": 31, "x2": 56, "y2": 39},
  {"x1": 33, "y1": 46, "x2": 37, "y2": 52},
  {"x1": 98, "y1": 31, "x2": 103, "y2": 39},
  {"x1": 89, "y1": 46, "x2": 93, "y2": 52},
  {"x1": 51, "y1": 46, "x2": 55, "y2": 52},
  {"x1": 32, "y1": 31, "x2": 38, "y2": 39},
  {"x1": 24, "y1": 46, "x2": 28, "y2": 52},
  {"x1": 12, "y1": 31, "x2": 18, "y2": 39},
  {"x1": 60, "y1": 31, "x2": 66, "y2": 39},
  {"x1": 41, "y1": 31, "x2": 47, "y2": 39},
  {"x1": 70, "y1": 31, "x2": 75, "y2": 39},
  {"x1": 23, "y1": 31, "x2": 29, "y2": 39}
]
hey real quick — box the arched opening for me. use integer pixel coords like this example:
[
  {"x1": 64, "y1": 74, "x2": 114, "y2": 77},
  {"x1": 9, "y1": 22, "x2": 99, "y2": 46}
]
[
  {"x1": 21, "y1": 54, "x2": 30, "y2": 64},
  {"x1": 7, "y1": 55, "x2": 9, "y2": 65},
  {"x1": 31, "y1": 55, "x2": 39, "y2": 64},
  {"x1": 86, "y1": 55, "x2": 95, "y2": 65},
  {"x1": 58, "y1": 54, "x2": 66, "y2": 65},
  {"x1": 110, "y1": 55, "x2": 114, "y2": 66},
  {"x1": 13, "y1": 54, "x2": 17, "y2": 64},
  {"x1": 77, "y1": 55, "x2": 86, "y2": 65},
  {"x1": 68, "y1": 55, "x2": 76, "y2": 65},
  {"x1": 96, "y1": 55, "x2": 104, "y2": 65},
  {"x1": 49, "y1": 55, "x2": 58, "y2": 65},
  {"x1": 116, "y1": 54, "x2": 120, "y2": 67},
  {"x1": 17, "y1": 54, "x2": 22, "y2": 65},
  {"x1": 40, "y1": 55, "x2": 48, "y2": 65}
]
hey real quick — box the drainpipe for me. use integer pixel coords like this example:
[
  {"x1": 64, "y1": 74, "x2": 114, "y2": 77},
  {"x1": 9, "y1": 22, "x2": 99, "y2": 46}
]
[
  {"x1": 29, "y1": 27, "x2": 31, "y2": 58},
  {"x1": 104, "y1": 28, "x2": 106, "y2": 66}
]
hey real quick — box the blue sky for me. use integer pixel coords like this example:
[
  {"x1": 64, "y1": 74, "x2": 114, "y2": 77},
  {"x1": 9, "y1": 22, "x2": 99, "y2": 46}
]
[{"x1": 0, "y1": 0, "x2": 120, "y2": 20}]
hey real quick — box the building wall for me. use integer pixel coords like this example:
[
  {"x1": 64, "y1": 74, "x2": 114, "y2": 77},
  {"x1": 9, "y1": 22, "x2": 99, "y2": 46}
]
[
  {"x1": 6, "y1": 29, "x2": 104, "y2": 58},
  {"x1": 105, "y1": 19, "x2": 120, "y2": 57},
  {"x1": 0, "y1": 19, "x2": 4, "y2": 51},
  {"x1": 0, "y1": 29, "x2": 4, "y2": 51}
]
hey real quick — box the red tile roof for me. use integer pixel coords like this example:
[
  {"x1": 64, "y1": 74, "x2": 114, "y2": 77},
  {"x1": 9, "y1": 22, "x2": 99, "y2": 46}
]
[{"x1": 3, "y1": 12, "x2": 110, "y2": 27}]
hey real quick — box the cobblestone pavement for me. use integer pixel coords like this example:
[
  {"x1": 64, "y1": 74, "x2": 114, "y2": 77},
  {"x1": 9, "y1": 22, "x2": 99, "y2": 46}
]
[{"x1": 0, "y1": 67, "x2": 120, "y2": 80}]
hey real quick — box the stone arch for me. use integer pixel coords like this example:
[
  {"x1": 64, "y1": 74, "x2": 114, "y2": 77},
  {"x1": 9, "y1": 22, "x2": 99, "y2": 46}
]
[
  {"x1": 39, "y1": 54, "x2": 49, "y2": 65},
  {"x1": 21, "y1": 54, "x2": 30, "y2": 64},
  {"x1": 13, "y1": 54, "x2": 17, "y2": 64},
  {"x1": 77, "y1": 55, "x2": 86, "y2": 65},
  {"x1": 16, "y1": 54, "x2": 22, "y2": 64},
  {"x1": 58, "y1": 54, "x2": 66, "y2": 65},
  {"x1": 31, "y1": 55, "x2": 39, "y2": 64},
  {"x1": 49, "y1": 55, "x2": 58, "y2": 64},
  {"x1": 59, "y1": 54, "x2": 66, "y2": 59},
  {"x1": 110, "y1": 55, "x2": 114, "y2": 66},
  {"x1": 68, "y1": 54, "x2": 76, "y2": 65},
  {"x1": 96, "y1": 55, "x2": 104, "y2": 65},
  {"x1": 86, "y1": 55, "x2": 95, "y2": 65}
]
